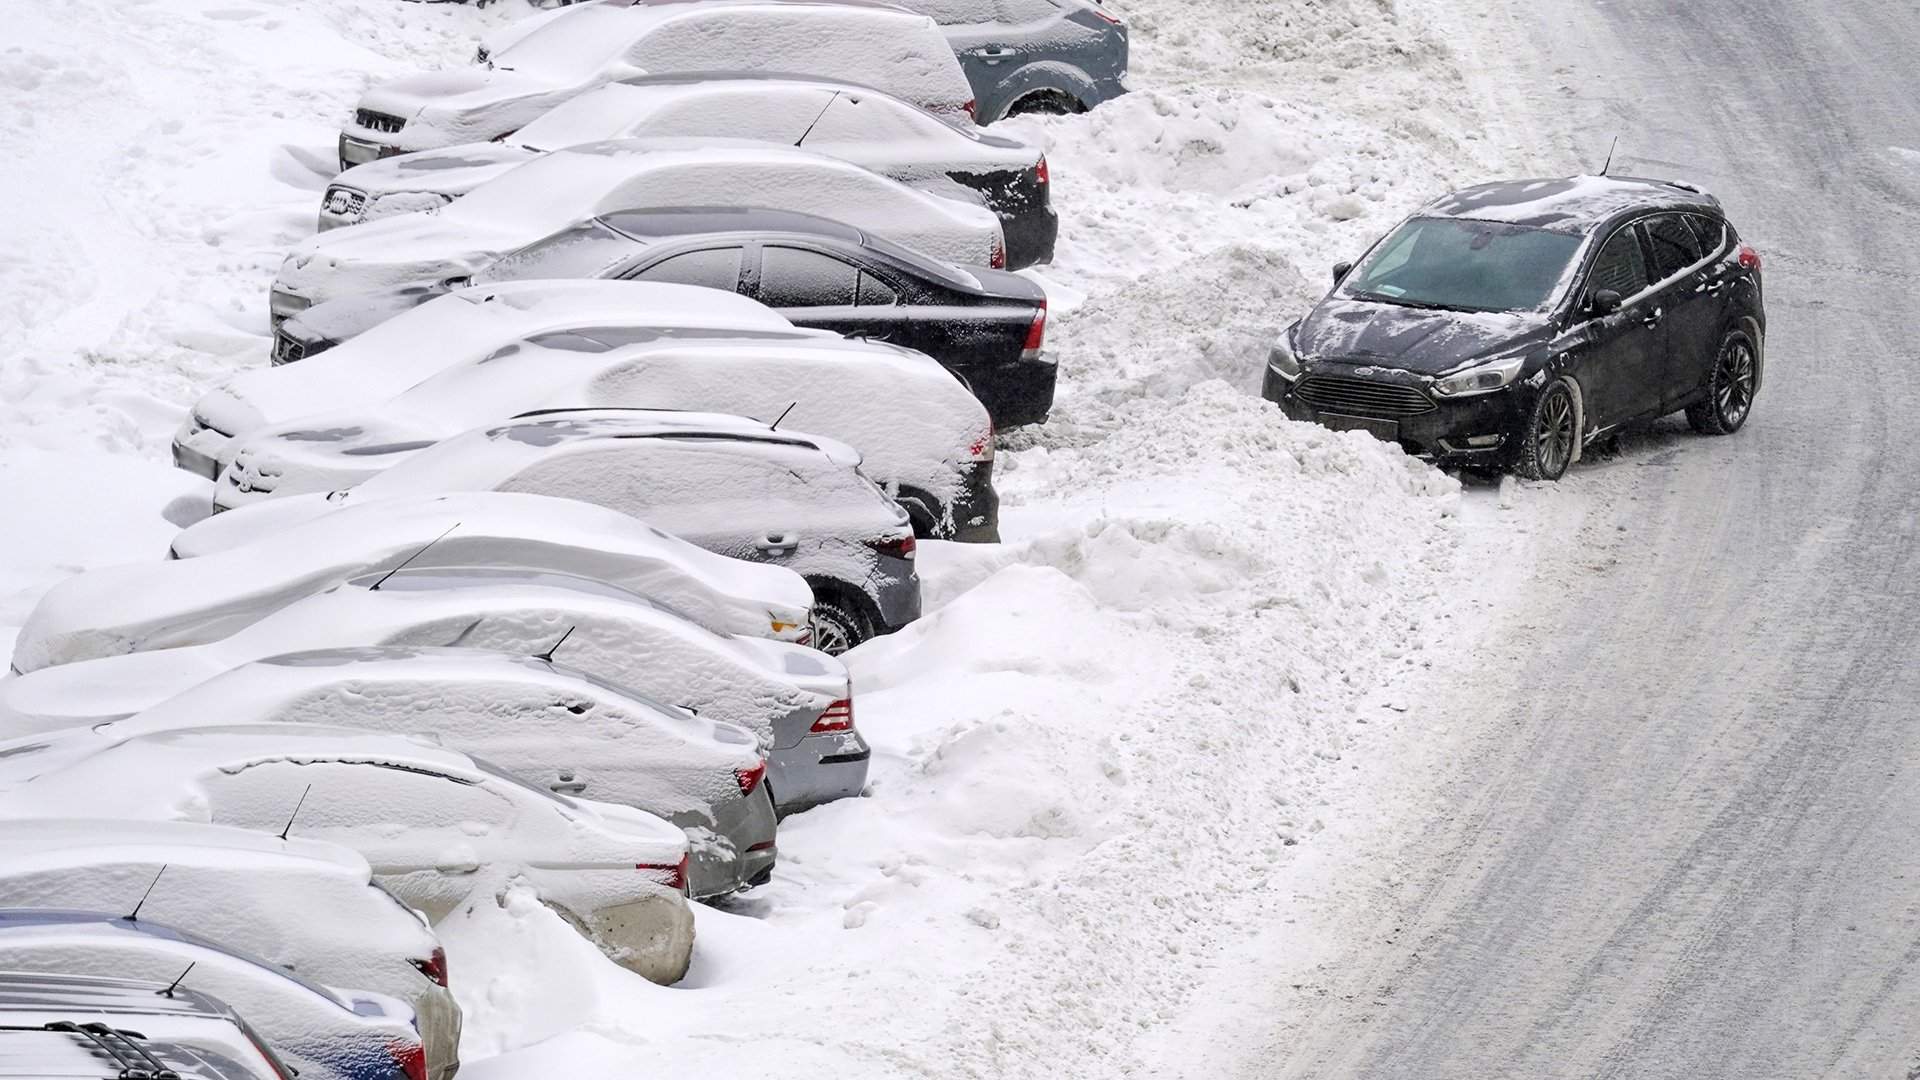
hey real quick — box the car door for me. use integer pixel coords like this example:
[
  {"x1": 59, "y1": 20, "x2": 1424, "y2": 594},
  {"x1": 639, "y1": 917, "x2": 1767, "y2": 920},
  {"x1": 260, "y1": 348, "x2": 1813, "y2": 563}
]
[
  {"x1": 621, "y1": 246, "x2": 750, "y2": 296},
  {"x1": 1638, "y1": 212, "x2": 1717, "y2": 410},
  {"x1": 1569, "y1": 221, "x2": 1662, "y2": 431},
  {"x1": 1659, "y1": 213, "x2": 1736, "y2": 406},
  {"x1": 752, "y1": 244, "x2": 899, "y2": 341}
]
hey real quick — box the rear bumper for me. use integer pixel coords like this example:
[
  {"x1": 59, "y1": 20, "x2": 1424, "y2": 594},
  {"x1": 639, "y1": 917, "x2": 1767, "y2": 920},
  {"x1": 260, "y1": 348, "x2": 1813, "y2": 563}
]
[
  {"x1": 688, "y1": 785, "x2": 778, "y2": 899},
  {"x1": 1001, "y1": 204, "x2": 1058, "y2": 270},
  {"x1": 958, "y1": 357, "x2": 1056, "y2": 429},
  {"x1": 768, "y1": 729, "x2": 870, "y2": 816},
  {"x1": 949, "y1": 460, "x2": 1000, "y2": 542}
]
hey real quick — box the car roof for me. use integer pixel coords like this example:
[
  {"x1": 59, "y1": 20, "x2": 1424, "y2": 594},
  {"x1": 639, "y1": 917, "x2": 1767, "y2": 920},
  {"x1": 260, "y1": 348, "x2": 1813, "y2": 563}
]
[
  {"x1": 613, "y1": 69, "x2": 889, "y2": 96},
  {"x1": 0, "y1": 820, "x2": 364, "y2": 876},
  {"x1": 0, "y1": 971, "x2": 230, "y2": 1020},
  {"x1": 606, "y1": 0, "x2": 914, "y2": 12},
  {"x1": 597, "y1": 205, "x2": 867, "y2": 245},
  {"x1": 0, "y1": 911, "x2": 347, "y2": 1008},
  {"x1": 498, "y1": 408, "x2": 863, "y2": 460},
  {"x1": 1422, "y1": 175, "x2": 1722, "y2": 233}
]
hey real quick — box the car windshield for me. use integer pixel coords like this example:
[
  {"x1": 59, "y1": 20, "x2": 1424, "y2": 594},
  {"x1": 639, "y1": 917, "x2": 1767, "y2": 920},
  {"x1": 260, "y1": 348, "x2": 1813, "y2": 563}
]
[
  {"x1": 1341, "y1": 216, "x2": 1583, "y2": 314},
  {"x1": 475, "y1": 219, "x2": 648, "y2": 284},
  {"x1": 491, "y1": 6, "x2": 636, "y2": 81}
]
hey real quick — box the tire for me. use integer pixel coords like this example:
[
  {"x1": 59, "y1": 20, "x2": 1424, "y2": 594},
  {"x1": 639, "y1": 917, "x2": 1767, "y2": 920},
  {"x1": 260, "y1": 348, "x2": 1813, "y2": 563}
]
[
  {"x1": 1685, "y1": 330, "x2": 1759, "y2": 435},
  {"x1": 1512, "y1": 378, "x2": 1579, "y2": 481},
  {"x1": 1006, "y1": 89, "x2": 1085, "y2": 118},
  {"x1": 809, "y1": 590, "x2": 875, "y2": 656}
]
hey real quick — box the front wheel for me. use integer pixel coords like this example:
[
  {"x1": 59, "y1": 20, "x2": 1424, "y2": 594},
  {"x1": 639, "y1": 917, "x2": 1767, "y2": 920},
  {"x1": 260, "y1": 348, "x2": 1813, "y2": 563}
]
[
  {"x1": 1686, "y1": 330, "x2": 1758, "y2": 435},
  {"x1": 1512, "y1": 378, "x2": 1578, "y2": 481},
  {"x1": 809, "y1": 592, "x2": 875, "y2": 656}
]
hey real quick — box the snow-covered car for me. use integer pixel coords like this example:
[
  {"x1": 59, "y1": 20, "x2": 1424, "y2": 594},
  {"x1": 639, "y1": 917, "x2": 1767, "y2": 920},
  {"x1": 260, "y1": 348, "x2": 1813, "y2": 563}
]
[
  {"x1": 178, "y1": 278, "x2": 787, "y2": 476},
  {"x1": 339, "y1": 0, "x2": 976, "y2": 170},
  {"x1": 0, "y1": 910, "x2": 423, "y2": 1080},
  {"x1": 894, "y1": 0, "x2": 1129, "y2": 121},
  {"x1": 182, "y1": 278, "x2": 794, "y2": 477},
  {"x1": 218, "y1": 411, "x2": 922, "y2": 654},
  {"x1": 215, "y1": 331, "x2": 999, "y2": 541},
  {"x1": 0, "y1": 726, "x2": 699, "y2": 984},
  {"x1": 274, "y1": 140, "x2": 1005, "y2": 318},
  {"x1": 322, "y1": 75, "x2": 1056, "y2": 268},
  {"x1": 2, "y1": 566, "x2": 866, "y2": 814},
  {"x1": 0, "y1": 972, "x2": 298, "y2": 1080},
  {"x1": 0, "y1": 820, "x2": 460, "y2": 1080},
  {"x1": 10, "y1": 491, "x2": 814, "y2": 673},
  {"x1": 280, "y1": 208, "x2": 1058, "y2": 429}
]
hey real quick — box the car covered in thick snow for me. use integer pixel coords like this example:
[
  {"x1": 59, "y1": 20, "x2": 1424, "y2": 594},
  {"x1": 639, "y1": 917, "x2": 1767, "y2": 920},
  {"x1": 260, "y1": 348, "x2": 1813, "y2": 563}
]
[
  {"x1": 215, "y1": 332, "x2": 999, "y2": 540},
  {"x1": 0, "y1": 725, "x2": 699, "y2": 984},
  {"x1": 0, "y1": 820, "x2": 460, "y2": 1080},
  {"x1": 323, "y1": 75, "x2": 1056, "y2": 267},
  {"x1": 893, "y1": 0, "x2": 1129, "y2": 121},
  {"x1": 183, "y1": 278, "x2": 792, "y2": 477},
  {"x1": 0, "y1": 910, "x2": 423, "y2": 1080},
  {"x1": 340, "y1": 0, "x2": 976, "y2": 170},
  {"x1": 279, "y1": 208, "x2": 1057, "y2": 428},
  {"x1": 0, "y1": 972, "x2": 299, "y2": 1080},
  {"x1": 0, "y1": 566, "x2": 866, "y2": 814},
  {"x1": 276, "y1": 140, "x2": 1006, "y2": 316},
  {"x1": 214, "y1": 411, "x2": 922, "y2": 653},
  {"x1": 11, "y1": 491, "x2": 815, "y2": 673}
]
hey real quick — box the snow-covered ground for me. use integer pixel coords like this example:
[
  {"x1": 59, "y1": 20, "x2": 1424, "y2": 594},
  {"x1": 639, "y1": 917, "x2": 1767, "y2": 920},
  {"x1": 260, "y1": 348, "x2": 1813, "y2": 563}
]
[{"x1": 1, "y1": 0, "x2": 1572, "y2": 1076}]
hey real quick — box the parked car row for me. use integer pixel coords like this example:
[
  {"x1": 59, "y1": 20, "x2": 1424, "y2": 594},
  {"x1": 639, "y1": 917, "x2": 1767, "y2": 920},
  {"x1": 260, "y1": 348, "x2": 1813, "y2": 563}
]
[{"x1": 5, "y1": 1, "x2": 1127, "y2": 1077}]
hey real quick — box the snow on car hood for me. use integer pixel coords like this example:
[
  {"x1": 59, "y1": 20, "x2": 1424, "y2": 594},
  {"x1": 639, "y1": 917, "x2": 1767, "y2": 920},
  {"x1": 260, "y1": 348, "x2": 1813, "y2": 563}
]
[
  {"x1": 204, "y1": 280, "x2": 790, "y2": 451},
  {"x1": 357, "y1": 68, "x2": 590, "y2": 150},
  {"x1": 333, "y1": 142, "x2": 541, "y2": 199},
  {"x1": 276, "y1": 210, "x2": 527, "y2": 306},
  {"x1": 1296, "y1": 298, "x2": 1553, "y2": 377},
  {"x1": 11, "y1": 491, "x2": 814, "y2": 672}
]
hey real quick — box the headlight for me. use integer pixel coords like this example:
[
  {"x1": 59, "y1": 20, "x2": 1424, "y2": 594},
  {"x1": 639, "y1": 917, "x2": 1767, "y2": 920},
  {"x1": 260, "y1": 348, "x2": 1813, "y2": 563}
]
[
  {"x1": 1431, "y1": 354, "x2": 1526, "y2": 398},
  {"x1": 269, "y1": 288, "x2": 311, "y2": 319},
  {"x1": 1267, "y1": 329, "x2": 1303, "y2": 382}
]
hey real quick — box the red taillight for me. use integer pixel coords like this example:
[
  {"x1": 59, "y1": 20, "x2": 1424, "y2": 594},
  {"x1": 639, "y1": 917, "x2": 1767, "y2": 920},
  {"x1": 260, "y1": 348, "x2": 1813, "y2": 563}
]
[
  {"x1": 387, "y1": 1041, "x2": 427, "y2": 1080},
  {"x1": 990, "y1": 235, "x2": 1006, "y2": 269},
  {"x1": 735, "y1": 759, "x2": 767, "y2": 796},
  {"x1": 866, "y1": 533, "x2": 916, "y2": 560},
  {"x1": 1036, "y1": 156, "x2": 1049, "y2": 185},
  {"x1": 1738, "y1": 244, "x2": 1761, "y2": 271},
  {"x1": 1091, "y1": 6, "x2": 1123, "y2": 24},
  {"x1": 811, "y1": 697, "x2": 855, "y2": 733},
  {"x1": 1021, "y1": 299, "x2": 1047, "y2": 358},
  {"x1": 968, "y1": 420, "x2": 995, "y2": 462},
  {"x1": 963, "y1": 98, "x2": 977, "y2": 120},
  {"x1": 640, "y1": 853, "x2": 688, "y2": 894},
  {"x1": 408, "y1": 946, "x2": 448, "y2": 989}
]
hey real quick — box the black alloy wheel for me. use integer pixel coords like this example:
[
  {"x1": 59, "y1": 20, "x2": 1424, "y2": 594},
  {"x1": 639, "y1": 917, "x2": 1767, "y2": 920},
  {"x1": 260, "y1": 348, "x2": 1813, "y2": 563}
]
[
  {"x1": 1687, "y1": 331, "x2": 1758, "y2": 435},
  {"x1": 1514, "y1": 379, "x2": 1578, "y2": 481}
]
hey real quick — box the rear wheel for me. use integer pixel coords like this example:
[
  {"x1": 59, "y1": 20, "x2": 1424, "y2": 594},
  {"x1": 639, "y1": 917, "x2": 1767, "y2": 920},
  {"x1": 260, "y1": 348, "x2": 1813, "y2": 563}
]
[
  {"x1": 1686, "y1": 330, "x2": 1758, "y2": 435},
  {"x1": 1007, "y1": 89, "x2": 1086, "y2": 117},
  {"x1": 809, "y1": 590, "x2": 875, "y2": 656},
  {"x1": 1512, "y1": 378, "x2": 1578, "y2": 481}
]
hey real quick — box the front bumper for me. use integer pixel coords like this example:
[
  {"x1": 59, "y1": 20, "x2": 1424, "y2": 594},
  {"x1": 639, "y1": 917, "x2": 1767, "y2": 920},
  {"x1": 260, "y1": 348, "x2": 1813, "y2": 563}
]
[
  {"x1": 338, "y1": 132, "x2": 404, "y2": 173},
  {"x1": 172, "y1": 417, "x2": 234, "y2": 480},
  {"x1": 767, "y1": 728, "x2": 870, "y2": 816},
  {"x1": 1261, "y1": 363, "x2": 1526, "y2": 460}
]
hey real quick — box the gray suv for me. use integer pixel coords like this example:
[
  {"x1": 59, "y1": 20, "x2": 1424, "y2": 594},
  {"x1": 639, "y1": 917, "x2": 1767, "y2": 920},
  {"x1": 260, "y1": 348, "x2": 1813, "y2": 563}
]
[{"x1": 897, "y1": 0, "x2": 1129, "y2": 121}]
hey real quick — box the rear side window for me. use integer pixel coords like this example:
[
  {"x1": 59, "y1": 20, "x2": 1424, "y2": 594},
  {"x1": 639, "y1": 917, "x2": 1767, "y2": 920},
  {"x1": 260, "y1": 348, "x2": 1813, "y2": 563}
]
[
  {"x1": 1684, "y1": 213, "x2": 1727, "y2": 257},
  {"x1": 857, "y1": 272, "x2": 898, "y2": 306},
  {"x1": 1641, "y1": 214, "x2": 1704, "y2": 281},
  {"x1": 1585, "y1": 227, "x2": 1648, "y2": 304},
  {"x1": 629, "y1": 247, "x2": 743, "y2": 291},
  {"x1": 759, "y1": 246, "x2": 860, "y2": 307}
]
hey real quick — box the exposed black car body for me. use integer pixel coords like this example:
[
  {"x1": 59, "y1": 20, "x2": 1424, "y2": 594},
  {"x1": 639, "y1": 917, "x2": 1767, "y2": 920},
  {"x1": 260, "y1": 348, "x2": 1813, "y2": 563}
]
[
  {"x1": 275, "y1": 207, "x2": 1055, "y2": 428},
  {"x1": 1262, "y1": 176, "x2": 1766, "y2": 479}
]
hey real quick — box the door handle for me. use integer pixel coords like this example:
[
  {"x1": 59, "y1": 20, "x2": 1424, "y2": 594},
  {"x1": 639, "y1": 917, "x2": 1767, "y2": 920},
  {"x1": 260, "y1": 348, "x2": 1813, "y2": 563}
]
[
  {"x1": 754, "y1": 533, "x2": 799, "y2": 555},
  {"x1": 1640, "y1": 307, "x2": 1664, "y2": 329},
  {"x1": 1695, "y1": 278, "x2": 1726, "y2": 295},
  {"x1": 973, "y1": 47, "x2": 1017, "y2": 63}
]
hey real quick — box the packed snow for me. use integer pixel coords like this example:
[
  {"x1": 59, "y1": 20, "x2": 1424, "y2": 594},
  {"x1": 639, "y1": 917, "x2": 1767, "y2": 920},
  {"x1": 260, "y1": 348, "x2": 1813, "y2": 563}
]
[{"x1": 0, "y1": 0, "x2": 1556, "y2": 1075}]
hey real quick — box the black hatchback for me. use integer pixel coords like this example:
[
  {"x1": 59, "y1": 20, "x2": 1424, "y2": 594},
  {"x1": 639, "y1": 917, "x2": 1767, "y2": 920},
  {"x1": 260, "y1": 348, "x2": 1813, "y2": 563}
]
[{"x1": 1262, "y1": 176, "x2": 1766, "y2": 479}]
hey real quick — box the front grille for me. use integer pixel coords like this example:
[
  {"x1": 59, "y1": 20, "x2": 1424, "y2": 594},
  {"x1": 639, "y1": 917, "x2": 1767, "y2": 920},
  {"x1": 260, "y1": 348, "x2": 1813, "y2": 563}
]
[
  {"x1": 324, "y1": 187, "x2": 367, "y2": 219},
  {"x1": 355, "y1": 108, "x2": 405, "y2": 134},
  {"x1": 272, "y1": 332, "x2": 307, "y2": 366},
  {"x1": 1294, "y1": 374, "x2": 1436, "y2": 418}
]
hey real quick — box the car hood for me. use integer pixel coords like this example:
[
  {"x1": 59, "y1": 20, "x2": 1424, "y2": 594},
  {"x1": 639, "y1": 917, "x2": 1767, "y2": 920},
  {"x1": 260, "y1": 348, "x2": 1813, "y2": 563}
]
[
  {"x1": 275, "y1": 214, "x2": 525, "y2": 305},
  {"x1": 1297, "y1": 298, "x2": 1554, "y2": 376},
  {"x1": 282, "y1": 283, "x2": 452, "y2": 352},
  {"x1": 335, "y1": 143, "x2": 540, "y2": 198},
  {"x1": 359, "y1": 69, "x2": 587, "y2": 147}
]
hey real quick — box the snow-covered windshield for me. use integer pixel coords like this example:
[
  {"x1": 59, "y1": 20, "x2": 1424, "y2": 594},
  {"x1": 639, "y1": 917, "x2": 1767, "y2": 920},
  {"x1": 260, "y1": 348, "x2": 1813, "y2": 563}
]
[
  {"x1": 491, "y1": 5, "x2": 637, "y2": 82},
  {"x1": 476, "y1": 219, "x2": 648, "y2": 284},
  {"x1": 1341, "y1": 216, "x2": 1583, "y2": 314}
]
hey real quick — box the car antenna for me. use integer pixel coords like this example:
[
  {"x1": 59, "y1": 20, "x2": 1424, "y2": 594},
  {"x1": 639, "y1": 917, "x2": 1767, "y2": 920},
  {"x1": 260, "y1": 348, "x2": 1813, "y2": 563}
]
[
  {"x1": 158, "y1": 962, "x2": 196, "y2": 999},
  {"x1": 366, "y1": 522, "x2": 460, "y2": 591},
  {"x1": 533, "y1": 625, "x2": 576, "y2": 663},
  {"x1": 793, "y1": 90, "x2": 841, "y2": 147},
  {"x1": 769, "y1": 402, "x2": 798, "y2": 430},
  {"x1": 277, "y1": 784, "x2": 314, "y2": 841},
  {"x1": 126, "y1": 864, "x2": 169, "y2": 922},
  {"x1": 1600, "y1": 135, "x2": 1619, "y2": 176}
]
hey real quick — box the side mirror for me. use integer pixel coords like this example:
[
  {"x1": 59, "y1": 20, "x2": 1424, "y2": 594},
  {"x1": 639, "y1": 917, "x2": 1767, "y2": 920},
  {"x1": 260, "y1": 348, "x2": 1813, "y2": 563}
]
[
  {"x1": 1332, "y1": 261, "x2": 1353, "y2": 285},
  {"x1": 1589, "y1": 289, "x2": 1623, "y2": 316}
]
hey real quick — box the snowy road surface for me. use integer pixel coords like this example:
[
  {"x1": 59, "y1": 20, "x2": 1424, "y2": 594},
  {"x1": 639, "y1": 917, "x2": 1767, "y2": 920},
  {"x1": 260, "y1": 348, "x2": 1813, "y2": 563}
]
[{"x1": 1222, "y1": 1, "x2": 1920, "y2": 1077}]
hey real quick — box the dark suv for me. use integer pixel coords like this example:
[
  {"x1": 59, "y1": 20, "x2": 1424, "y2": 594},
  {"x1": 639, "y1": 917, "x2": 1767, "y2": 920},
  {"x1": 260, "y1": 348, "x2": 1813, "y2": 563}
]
[{"x1": 1263, "y1": 176, "x2": 1765, "y2": 479}]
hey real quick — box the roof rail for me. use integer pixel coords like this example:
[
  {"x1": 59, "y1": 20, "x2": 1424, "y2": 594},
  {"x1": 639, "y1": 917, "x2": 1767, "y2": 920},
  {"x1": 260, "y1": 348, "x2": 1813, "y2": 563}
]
[{"x1": 44, "y1": 1021, "x2": 183, "y2": 1079}]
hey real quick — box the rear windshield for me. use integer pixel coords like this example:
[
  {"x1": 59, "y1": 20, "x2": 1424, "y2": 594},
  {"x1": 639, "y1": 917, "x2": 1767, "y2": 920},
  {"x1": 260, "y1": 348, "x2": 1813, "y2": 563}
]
[
  {"x1": 1340, "y1": 216, "x2": 1584, "y2": 314},
  {"x1": 475, "y1": 219, "x2": 648, "y2": 284}
]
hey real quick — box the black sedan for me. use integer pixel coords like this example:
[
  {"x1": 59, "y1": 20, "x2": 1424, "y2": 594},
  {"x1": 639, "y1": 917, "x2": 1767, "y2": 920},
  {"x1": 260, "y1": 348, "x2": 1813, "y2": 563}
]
[
  {"x1": 1262, "y1": 176, "x2": 1765, "y2": 479},
  {"x1": 275, "y1": 207, "x2": 1055, "y2": 428}
]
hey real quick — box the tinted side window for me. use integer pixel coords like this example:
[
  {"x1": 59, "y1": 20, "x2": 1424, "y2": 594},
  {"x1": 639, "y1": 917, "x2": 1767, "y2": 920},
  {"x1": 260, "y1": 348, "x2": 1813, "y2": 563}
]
[
  {"x1": 1642, "y1": 214, "x2": 1704, "y2": 281},
  {"x1": 760, "y1": 247, "x2": 860, "y2": 307},
  {"x1": 1684, "y1": 213, "x2": 1727, "y2": 257},
  {"x1": 630, "y1": 248, "x2": 743, "y2": 291},
  {"x1": 857, "y1": 272, "x2": 898, "y2": 306},
  {"x1": 1585, "y1": 227, "x2": 1648, "y2": 305}
]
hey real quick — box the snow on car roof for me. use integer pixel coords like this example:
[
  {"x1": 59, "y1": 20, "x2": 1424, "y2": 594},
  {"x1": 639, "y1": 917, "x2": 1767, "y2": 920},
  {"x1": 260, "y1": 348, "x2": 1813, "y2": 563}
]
[
  {"x1": 0, "y1": 971, "x2": 234, "y2": 1018},
  {"x1": 1424, "y1": 175, "x2": 1719, "y2": 232},
  {"x1": 14, "y1": 491, "x2": 812, "y2": 672},
  {"x1": 0, "y1": 819, "x2": 367, "y2": 875}
]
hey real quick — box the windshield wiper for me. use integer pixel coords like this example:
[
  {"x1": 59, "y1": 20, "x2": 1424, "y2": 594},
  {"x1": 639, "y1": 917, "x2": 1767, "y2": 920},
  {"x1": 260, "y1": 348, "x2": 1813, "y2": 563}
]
[{"x1": 1351, "y1": 292, "x2": 1496, "y2": 314}]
